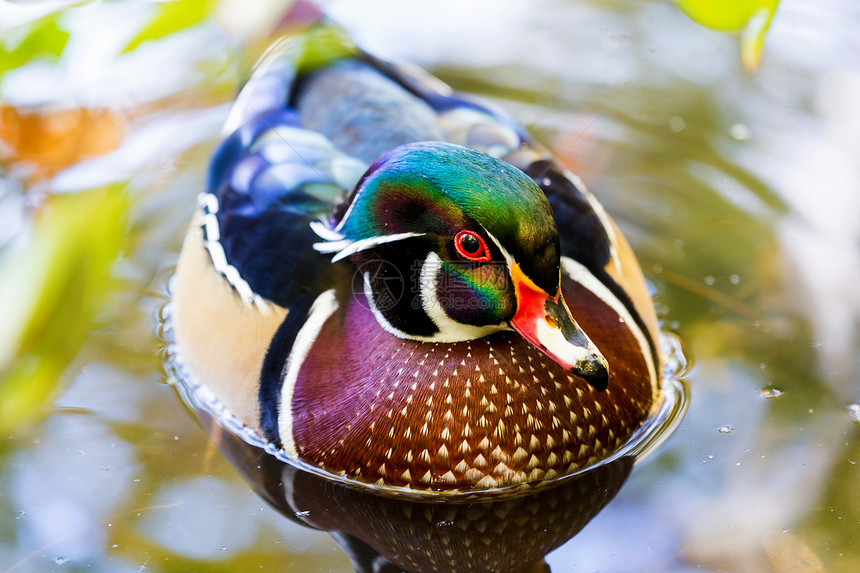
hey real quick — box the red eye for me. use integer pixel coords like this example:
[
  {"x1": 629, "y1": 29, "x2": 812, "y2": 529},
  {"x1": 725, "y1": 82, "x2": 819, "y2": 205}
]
[{"x1": 454, "y1": 230, "x2": 492, "y2": 262}]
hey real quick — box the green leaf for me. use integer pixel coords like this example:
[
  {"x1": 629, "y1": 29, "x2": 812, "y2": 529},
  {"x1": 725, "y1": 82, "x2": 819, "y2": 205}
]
[
  {"x1": 123, "y1": 0, "x2": 217, "y2": 54},
  {"x1": 0, "y1": 15, "x2": 69, "y2": 75},
  {"x1": 677, "y1": 0, "x2": 778, "y2": 31},
  {"x1": 0, "y1": 186, "x2": 129, "y2": 433},
  {"x1": 677, "y1": 0, "x2": 780, "y2": 71}
]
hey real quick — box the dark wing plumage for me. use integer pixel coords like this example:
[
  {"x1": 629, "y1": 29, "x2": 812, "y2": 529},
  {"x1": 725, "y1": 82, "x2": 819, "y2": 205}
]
[{"x1": 207, "y1": 104, "x2": 354, "y2": 307}]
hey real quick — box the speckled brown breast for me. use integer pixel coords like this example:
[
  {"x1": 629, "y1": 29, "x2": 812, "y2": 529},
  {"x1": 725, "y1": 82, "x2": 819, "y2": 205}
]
[{"x1": 286, "y1": 279, "x2": 656, "y2": 491}]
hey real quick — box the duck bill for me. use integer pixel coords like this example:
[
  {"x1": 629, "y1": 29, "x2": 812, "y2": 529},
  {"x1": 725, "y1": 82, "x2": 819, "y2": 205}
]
[{"x1": 509, "y1": 264, "x2": 609, "y2": 391}]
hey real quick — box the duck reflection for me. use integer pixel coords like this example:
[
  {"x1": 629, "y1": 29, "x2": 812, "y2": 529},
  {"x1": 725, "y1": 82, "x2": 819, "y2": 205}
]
[{"x1": 193, "y1": 401, "x2": 632, "y2": 573}]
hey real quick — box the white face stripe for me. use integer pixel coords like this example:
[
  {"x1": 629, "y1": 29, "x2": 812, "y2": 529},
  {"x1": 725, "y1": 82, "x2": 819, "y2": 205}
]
[
  {"x1": 329, "y1": 232, "x2": 423, "y2": 262},
  {"x1": 484, "y1": 229, "x2": 516, "y2": 266},
  {"x1": 560, "y1": 256, "x2": 659, "y2": 397},
  {"x1": 310, "y1": 218, "x2": 424, "y2": 262},
  {"x1": 308, "y1": 219, "x2": 345, "y2": 243},
  {"x1": 331, "y1": 185, "x2": 365, "y2": 234},
  {"x1": 278, "y1": 289, "x2": 339, "y2": 456}
]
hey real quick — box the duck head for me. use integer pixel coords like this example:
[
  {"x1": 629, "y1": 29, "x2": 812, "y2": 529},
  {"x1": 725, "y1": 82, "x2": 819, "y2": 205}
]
[{"x1": 312, "y1": 142, "x2": 609, "y2": 391}]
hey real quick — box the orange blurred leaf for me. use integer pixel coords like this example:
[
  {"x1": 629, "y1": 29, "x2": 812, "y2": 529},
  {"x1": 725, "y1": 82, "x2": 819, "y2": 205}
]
[{"x1": 0, "y1": 106, "x2": 126, "y2": 181}]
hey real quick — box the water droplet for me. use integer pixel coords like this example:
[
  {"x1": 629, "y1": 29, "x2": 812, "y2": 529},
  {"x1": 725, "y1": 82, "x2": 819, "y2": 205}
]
[
  {"x1": 15, "y1": 510, "x2": 24, "y2": 520},
  {"x1": 669, "y1": 115, "x2": 686, "y2": 132},
  {"x1": 704, "y1": 275, "x2": 715, "y2": 286},
  {"x1": 652, "y1": 263, "x2": 663, "y2": 274},
  {"x1": 729, "y1": 123, "x2": 751, "y2": 141},
  {"x1": 718, "y1": 425, "x2": 733, "y2": 434},
  {"x1": 849, "y1": 404, "x2": 860, "y2": 423},
  {"x1": 55, "y1": 557, "x2": 66, "y2": 565},
  {"x1": 761, "y1": 386, "x2": 783, "y2": 399},
  {"x1": 729, "y1": 274, "x2": 740, "y2": 285}
]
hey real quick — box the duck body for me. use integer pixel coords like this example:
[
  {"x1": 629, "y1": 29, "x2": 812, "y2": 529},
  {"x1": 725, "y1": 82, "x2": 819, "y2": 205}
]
[{"x1": 171, "y1": 22, "x2": 663, "y2": 494}]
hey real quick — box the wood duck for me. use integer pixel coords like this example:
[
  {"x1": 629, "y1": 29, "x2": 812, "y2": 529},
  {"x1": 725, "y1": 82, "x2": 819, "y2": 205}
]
[{"x1": 170, "y1": 19, "x2": 663, "y2": 495}]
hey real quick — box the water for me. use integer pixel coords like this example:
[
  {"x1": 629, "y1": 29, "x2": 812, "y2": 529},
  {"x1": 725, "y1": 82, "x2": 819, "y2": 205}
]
[{"x1": 1, "y1": 0, "x2": 859, "y2": 572}]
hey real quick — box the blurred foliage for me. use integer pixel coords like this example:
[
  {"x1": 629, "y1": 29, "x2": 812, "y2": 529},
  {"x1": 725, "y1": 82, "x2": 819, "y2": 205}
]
[
  {"x1": 123, "y1": 0, "x2": 218, "y2": 53},
  {"x1": 0, "y1": 106, "x2": 126, "y2": 182},
  {"x1": 0, "y1": 186, "x2": 129, "y2": 434},
  {"x1": 293, "y1": 23, "x2": 358, "y2": 74},
  {"x1": 0, "y1": 13, "x2": 68, "y2": 74},
  {"x1": 676, "y1": 0, "x2": 781, "y2": 71}
]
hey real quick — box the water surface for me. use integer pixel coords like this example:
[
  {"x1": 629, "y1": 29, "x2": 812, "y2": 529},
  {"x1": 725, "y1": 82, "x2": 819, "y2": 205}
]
[{"x1": 1, "y1": 0, "x2": 858, "y2": 571}]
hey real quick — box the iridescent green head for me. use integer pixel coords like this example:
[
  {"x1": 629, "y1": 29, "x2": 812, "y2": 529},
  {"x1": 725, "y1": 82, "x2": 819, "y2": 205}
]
[
  {"x1": 313, "y1": 142, "x2": 608, "y2": 389},
  {"x1": 328, "y1": 141, "x2": 560, "y2": 288}
]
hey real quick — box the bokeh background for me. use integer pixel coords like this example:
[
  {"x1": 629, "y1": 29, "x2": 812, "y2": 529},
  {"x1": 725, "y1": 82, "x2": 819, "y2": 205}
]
[{"x1": 1, "y1": 0, "x2": 858, "y2": 571}]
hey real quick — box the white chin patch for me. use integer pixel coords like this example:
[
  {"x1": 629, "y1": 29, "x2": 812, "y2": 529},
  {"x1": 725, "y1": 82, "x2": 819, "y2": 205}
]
[{"x1": 419, "y1": 253, "x2": 504, "y2": 343}]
